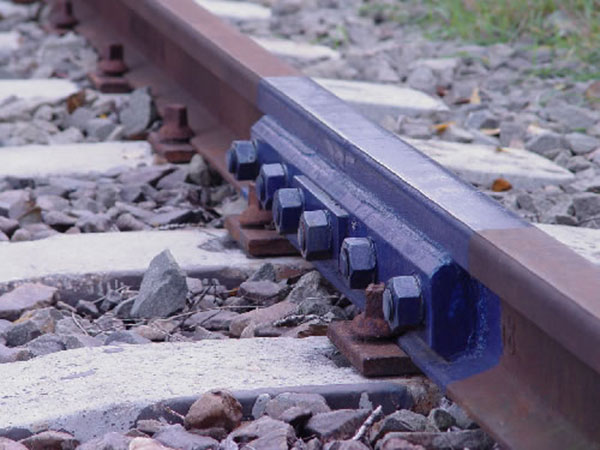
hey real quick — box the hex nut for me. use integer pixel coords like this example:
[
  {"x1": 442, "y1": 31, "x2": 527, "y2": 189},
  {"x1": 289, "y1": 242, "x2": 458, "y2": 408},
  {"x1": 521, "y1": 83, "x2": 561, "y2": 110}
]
[
  {"x1": 226, "y1": 141, "x2": 258, "y2": 181},
  {"x1": 297, "y1": 210, "x2": 331, "y2": 260},
  {"x1": 383, "y1": 276, "x2": 423, "y2": 332},
  {"x1": 339, "y1": 237, "x2": 377, "y2": 289},
  {"x1": 273, "y1": 188, "x2": 304, "y2": 234},
  {"x1": 256, "y1": 163, "x2": 287, "y2": 209}
]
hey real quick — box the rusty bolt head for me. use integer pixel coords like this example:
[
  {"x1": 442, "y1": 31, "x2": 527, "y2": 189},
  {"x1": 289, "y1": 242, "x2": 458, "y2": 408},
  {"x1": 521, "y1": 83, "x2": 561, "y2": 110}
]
[
  {"x1": 157, "y1": 104, "x2": 194, "y2": 142},
  {"x1": 50, "y1": 0, "x2": 78, "y2": 29},
  {"x1": 255, "y1": 163, "x2": 287, "y2": 209},
  {"x1": 383, "y1": 276, "x2": 423, "y2": 333},
  {"x1": 339, "y1": 237, "x2": 377, "y2": 289},
  {"x1": 273, "y1": 188, "x2": 304, "y2": 234},
  {"x1": 99, "y1": 43, "x2": 128, "y2": 76},
  {"x1": 226, "y1": 141, "x2": 258, "y2": 181},
  {"x1": 297, "y1": 209, "x2": 331, "y2": 260}
]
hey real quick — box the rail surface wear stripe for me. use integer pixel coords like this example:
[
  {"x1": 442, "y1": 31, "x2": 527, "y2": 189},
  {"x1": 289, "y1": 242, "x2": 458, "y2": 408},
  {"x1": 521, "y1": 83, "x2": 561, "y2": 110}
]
[{"x1": 71, "y1": 1, "x2": 600, "y2": 448}]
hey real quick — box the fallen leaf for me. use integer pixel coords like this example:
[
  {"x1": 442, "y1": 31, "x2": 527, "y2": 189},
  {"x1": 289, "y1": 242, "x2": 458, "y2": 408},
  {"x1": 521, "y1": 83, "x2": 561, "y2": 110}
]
[
  {"x1": 469, "y1": 87, "x2": 481, "y2": 105},
  {"x1": 432, "y1": 122, "x2": 456, "y2": 134},
  {"x1": 491, "y1": 178, "x2": 512, "y2": 192},
  {"x1": 585, "y1": 81, "x2": 600, "y2": 102},
  {"x1": 495, "y1": 146, "x2": 507, "y2": 153},
  {"x1": 66, "y1": 90, "x2": 86, "y2": 114}
]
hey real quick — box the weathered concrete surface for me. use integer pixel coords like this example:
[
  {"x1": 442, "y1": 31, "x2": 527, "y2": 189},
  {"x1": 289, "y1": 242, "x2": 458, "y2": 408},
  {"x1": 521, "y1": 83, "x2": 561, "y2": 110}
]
[
  {"x1": 0, "y1": 142, "x2": 153, "y2": 178},
  {"x1": 0, "y1": 79, "x2": 79, "y2": 103},
  {"x1": 0, "y1": 337, "x2": 399, "y2": 440},
  {"x1": 538, "y1": 224, "x2": 600, "y2": 265},
  {"x1": 404, "y1": 137, "x2": 575, "y2": 190},
  {"x1": 193, "y1": 0, "x2": 271, "y2": 20},
  {"x1": 0, "y1": 229, "x2": 310, "y2": 297},
  {"x1": 315, "y1": 78, "x2": 449, "y2": 121},
  {"x1": 252, "y1": 37, "x2": 340, "y2": 62}
]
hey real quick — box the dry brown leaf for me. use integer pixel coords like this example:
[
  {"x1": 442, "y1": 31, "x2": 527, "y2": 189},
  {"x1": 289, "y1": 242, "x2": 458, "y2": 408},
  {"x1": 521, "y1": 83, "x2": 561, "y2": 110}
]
[
  {"x1": 585, "y1": 81, "x2": 600, "y2": 102},
  {"x1": 432, "y1": 122, "x2": 456, "y2": 134},
  {"x1": 495, "y1": 146, "x2": 507, "y2": 153},
  {"x1": 469, "y1": 87, "x2": 481, "y2": 105},
  {"x1": 66, "y1": 90, "x2": 86, "y2": 114},
  {"x1": 491, "y1": 178, "x2": 512, "y2": 192}
]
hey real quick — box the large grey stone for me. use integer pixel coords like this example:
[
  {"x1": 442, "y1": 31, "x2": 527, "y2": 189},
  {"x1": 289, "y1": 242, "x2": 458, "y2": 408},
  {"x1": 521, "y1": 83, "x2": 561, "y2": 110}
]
[
  {"x1": 544, "y1": 104, "x2": 597, "y2": 130},
  {"x1": 369, "y1": 410, "x2": 428, "y2": 442},
  {"x1": 375, "y1": 430, "x2": 493, "y2": 450},
  {"x1": 154, "y1": 424, "x2": 219, "y2": 450},
  {"x1": 305, "y1": 409, "x2": 371, "y2": 442},
  {"x1": 130, "y1": 250, "x2": 188, "y2": 318},
  {"x1": 573, "y1": 193, "x2": 600, "y2": 221},
  {"x1": 119, "y1": 87, "x2": 156, "y2": 138},
  {"x1": 0, "y1": 283, "x2": 57, "y2": 321},
  {"x1": 264, "y1": 392, "x2": 330, "y2": 421},
  {"x1": 526, "y1": 131, "x2": 565, "y2": 155},
  {"x1": 26, "y1": 333, "x2": 66, "y2": 357},
  {"x1": 77, "y1": 432, "x2": 131, "y2": 450},
  {"x1": 565, "y1": 132, "x2": 600, "y2": 155}
]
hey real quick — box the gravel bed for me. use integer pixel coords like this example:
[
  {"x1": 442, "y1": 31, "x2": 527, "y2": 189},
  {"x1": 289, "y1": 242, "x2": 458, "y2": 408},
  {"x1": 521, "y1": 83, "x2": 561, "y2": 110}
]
[
  {"x1": 0, "y1": 388, "x2": 496, "y2": 450},
  {"x1": 0, "y1": 2, "x2": 243, "y2": 242},
  {"x1": 233, "y1": 0, "x2": 600, "y2": 229},
  {"x1": 0, "y1": 260, "x2": 355, "y2": 362}
]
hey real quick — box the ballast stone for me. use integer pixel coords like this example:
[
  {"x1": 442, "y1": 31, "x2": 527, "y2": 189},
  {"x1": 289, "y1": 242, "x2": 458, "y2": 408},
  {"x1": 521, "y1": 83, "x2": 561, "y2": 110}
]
[{"x1": 130, "y1": 250, "x2": 188, "y2": 319}]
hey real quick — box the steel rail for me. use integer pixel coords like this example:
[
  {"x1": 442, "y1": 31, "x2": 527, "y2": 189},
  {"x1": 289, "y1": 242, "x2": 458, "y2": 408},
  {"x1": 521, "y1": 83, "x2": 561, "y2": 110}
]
[{"x1": 73, "y1": 1, "x2": 600, "y2": 448}]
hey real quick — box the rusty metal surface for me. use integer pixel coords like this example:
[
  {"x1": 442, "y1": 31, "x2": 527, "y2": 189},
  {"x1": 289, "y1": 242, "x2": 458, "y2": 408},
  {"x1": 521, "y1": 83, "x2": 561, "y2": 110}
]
[
  {"x1": 225, "y1": 214, "x2": 297, "y2": 257},
  {"x1": 328, "y1": 320, "x2": 419, "y2": 378},
  {"x1": 448, "y1": 302, "x2": 600, "y2": 450},
  {"x1": 350, "y1": 283, "x2": 393, "y2": 340}
]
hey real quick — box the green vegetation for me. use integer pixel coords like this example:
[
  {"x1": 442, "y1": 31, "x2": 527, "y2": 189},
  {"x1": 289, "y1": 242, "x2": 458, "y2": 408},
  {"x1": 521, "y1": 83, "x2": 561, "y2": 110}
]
[{"x1": 359, "y1": 0, "x2": 600, "y2": 75}]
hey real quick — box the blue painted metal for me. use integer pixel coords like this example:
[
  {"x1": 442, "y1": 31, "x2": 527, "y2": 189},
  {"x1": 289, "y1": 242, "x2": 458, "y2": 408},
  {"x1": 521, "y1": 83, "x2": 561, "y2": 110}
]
[
  {"x1": 383, "y1": 275, "x2": 423, "y2": 331},
  {"x1": 339, "y1": 238, "x2": 377, "y2": 289},
  {"x1": 225, "y1": 76, "x2": 513, "y2": 386},
  {"x1": 226, "y1": 140, "x2": 259, "y2": 181}
]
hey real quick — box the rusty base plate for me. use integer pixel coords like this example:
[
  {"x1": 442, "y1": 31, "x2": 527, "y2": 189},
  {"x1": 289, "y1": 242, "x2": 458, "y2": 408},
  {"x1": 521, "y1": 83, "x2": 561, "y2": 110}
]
[
  {"x1": 328, "y1": 320, "x2": 420, "y2": 378},
  {"x1": 88, "y1": 72, "x2": 132, "y2": 94},
  {"x1": 225, "y1": 215, "x2": 298, "y2": 257},
  {"x1": 148, "y1": 132, "x2": 196, "y2": 163}
]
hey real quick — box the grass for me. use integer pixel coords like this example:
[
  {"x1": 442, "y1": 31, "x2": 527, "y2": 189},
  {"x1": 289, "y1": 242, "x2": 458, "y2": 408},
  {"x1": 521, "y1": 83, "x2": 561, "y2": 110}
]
[{"x1": 359, "y1": 0, "x2": 600, "y2": 77}]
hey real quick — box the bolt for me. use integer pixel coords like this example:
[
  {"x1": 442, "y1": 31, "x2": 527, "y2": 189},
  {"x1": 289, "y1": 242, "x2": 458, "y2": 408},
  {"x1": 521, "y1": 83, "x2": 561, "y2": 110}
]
[
  {"x1": 98, "y1": 43, "x2": 128, "y2": 76},
  {"x1": 339, "y1": 237, "x2": 377, "y2": 289},
  {"x1": 272, "y1": 188, "x2": 304, "y2": 234},
  {"x1": 383, "y1": 276, "x2": 423, "y2": 333},
  {"x1": 226, "y1": 141, "x2": 259, "y2": 181},
  {"x1": 350, "y1": 283, "x2": 393, "y2": 339},
  {"x1": 297, "y1": 209, "x2": 331, "y2": 260},
  {"x1": 50, "y1": 0, "x2": 78, "y2": 29},
  {"x1": 157, "y1": 104, "x2": 194, "y2": 142},
  {"x1": 255, "y1": 163, "x2": 287, "y2": 209}
]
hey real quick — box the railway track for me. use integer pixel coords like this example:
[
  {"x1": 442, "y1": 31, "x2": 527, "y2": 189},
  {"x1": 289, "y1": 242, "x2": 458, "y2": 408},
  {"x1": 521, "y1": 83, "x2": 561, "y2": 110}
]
[{"x1": 0, "y1": 0, "x2": 599, "y2": 449}]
